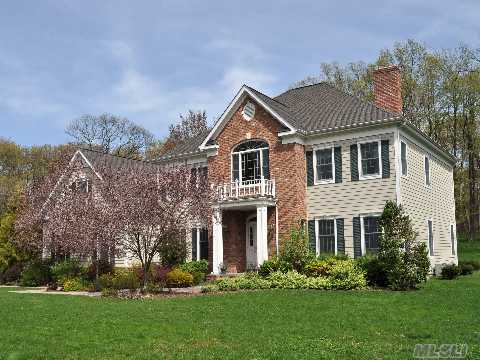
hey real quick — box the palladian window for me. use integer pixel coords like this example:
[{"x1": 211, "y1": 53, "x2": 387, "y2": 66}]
[{"x1": 231, "y1": 140, "x2": 269, "y2": 183}]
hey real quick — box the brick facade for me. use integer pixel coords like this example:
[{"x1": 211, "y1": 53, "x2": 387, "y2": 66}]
[
  {"x1": 208, "y1": 97, "x2": 307, "y2": 272},
  {"x1": 373, "y1": 65, "x2": 402, "y2": 114}
]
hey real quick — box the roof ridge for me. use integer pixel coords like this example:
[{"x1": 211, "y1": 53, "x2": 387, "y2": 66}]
[
  {"x1": 246, "y1": 85, "x2": 290, "y2": 108},
  {"x1": 79, "y1": 147, "x2": 151, "y2": 164},
  {"x1": 276, "y1": 81, "x2": 331, "y2": 97}
]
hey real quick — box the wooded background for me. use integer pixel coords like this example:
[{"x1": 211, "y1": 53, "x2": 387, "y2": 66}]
[{"x1": 1, "y1": 39, "x2": 479, "y2": 273}]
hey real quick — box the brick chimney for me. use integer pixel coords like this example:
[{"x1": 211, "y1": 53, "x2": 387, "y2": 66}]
[{"x1": 373, "y1": 65, "x2": 402, "y2": 114}]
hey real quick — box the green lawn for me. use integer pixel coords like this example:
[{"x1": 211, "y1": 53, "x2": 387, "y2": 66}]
[
  {"x1": 458, "y1": 237, "x2": 480, "y2": 262},
  {"x1": 1, "y1": 241, "x2": 479, "y2": 359}
]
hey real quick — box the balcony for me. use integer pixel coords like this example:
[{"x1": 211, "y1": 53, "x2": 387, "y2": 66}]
[{"x1": 216, "y1": 179, "x2": 275, "y2": 202}]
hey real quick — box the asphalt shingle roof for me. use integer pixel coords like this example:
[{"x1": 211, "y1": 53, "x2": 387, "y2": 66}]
[
  {"x1": 79, "y1": 148, "x2": 158, "y2": 171},
  {"x1": 158, "y1": 83, "x2": 401, "y2": 160}
]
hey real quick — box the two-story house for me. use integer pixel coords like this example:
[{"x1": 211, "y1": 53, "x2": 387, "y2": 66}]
[{"x1": 160, "y1": 65, "x2": 457, "y2": 274}]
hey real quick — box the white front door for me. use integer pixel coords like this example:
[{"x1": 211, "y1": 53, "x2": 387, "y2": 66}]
[{"x1": 246, "y1": 219, "x2": 257, "y2": 269}]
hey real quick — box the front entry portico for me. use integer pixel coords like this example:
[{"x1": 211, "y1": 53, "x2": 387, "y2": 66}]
[{"x1": 211, "y1": 200, "x2": 273, "y2": 274}]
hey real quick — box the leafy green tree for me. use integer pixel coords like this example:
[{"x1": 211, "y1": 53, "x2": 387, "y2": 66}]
[{"x1": 378, "y1": 201, "x2": 430, "y2": 290}]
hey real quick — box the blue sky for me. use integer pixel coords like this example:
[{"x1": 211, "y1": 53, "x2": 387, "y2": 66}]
[{"x1": 1, "y1": 0, "x2": 479, "y2": 146}]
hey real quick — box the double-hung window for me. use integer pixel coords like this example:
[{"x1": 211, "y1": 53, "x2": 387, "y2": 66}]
[
  {"x1": 427, "y1": 220, "x2": 434, "y2": 256},
  {"x1": 191, "y1": 227, "x2": 208, "y2": 261},
  {"x1": 315, "y1": 148, "x2": 334, "y2": 183},
  {"x1": 401, "y1": 141, "x2": 408, "y2": 176},
  {"x1": 316, "y1": 219, "x2": 337, "y2": 255},
  {"x1": 362, "y1": 216, "x2": 380, "y2": 254},
  {"x1": 358, "y1": 141, "x2": 381, "y2": 179}
]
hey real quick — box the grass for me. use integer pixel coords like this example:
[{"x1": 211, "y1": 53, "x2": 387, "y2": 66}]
[
  {"x1": 1, "y1": 241, "x2": 479, "y2": 359},
  {"x1": 1, "y1": 277, "x2": 479, "y2": 359},
  {"x1": 458, "y1": 236, "x2": 480, "y2": 262}
]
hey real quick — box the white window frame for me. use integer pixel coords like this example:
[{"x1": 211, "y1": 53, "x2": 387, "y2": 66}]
[
  {"x1": 450, "y1": 224, "x2": 456, "y2": 256},
  {"x1": 427, "y1": 219, "x2": 434, "y2": 256},
  {"x1": 360, "y1": 213, "x2": 382, "y2": 255},
  {"x1": 313, "y1": 146, "x2": 335, "y2": 185},
  {"x1": 424, "y1": 155, "x2": 431, "y2": 187},
  {"x1": 400, "y1": 140, "x2": 408, "y2": 177},
  {"x1": 231, "y1": 144, "x2": 268, "y2": 184},
  {"x1": 314, "y1": 217, "x2": 338, "y2": 256},
  {"x1": 357, "y1": 140, "x2": 382, "y2": 180}
]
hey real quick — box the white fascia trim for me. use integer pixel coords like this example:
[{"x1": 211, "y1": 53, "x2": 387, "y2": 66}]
[
  {"x1": 199, "y1": 85, "x2": 296, "y2": 150},
  {"x1": 42, "y1": 150, "x2": 102, "y2": 211}
]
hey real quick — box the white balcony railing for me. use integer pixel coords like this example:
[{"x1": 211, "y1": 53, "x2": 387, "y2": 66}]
[{"x1": 217, "y1": 178, "x2": 275, "y2": 201}]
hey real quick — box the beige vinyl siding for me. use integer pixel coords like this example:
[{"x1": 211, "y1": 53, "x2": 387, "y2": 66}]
[
  {"x1": 307, "y1": 132, "x2": 396, "y2": 257},
  {"x1": 399, "y1": 134, "x2": 457, "y2": 266}
]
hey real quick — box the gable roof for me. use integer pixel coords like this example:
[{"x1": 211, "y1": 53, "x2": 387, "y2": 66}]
[{"x1": 160, "y1": 82, "x2": 455, "y2": 163}]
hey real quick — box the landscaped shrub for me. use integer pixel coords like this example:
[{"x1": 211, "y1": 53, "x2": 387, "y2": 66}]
[
  {"x1": 215, "y1": 273, "x2": 271, "y2": 291},
  {"x1": 459, "y1": 264, "x2": 474, "y2": 276},
  {"x1": 267, "y1": 271, "x2": 310, "y2": 289},
  {"x1": 0, "y1": 262, "x2": 23, "y2": 284},
  {"x1": 355, "y1": 255, "x2": 389, "y2": 287},
  {"x1": 326, "y1": 261, "x2": 366, "y2": 290},
  {"x1": 279, "y1": 225, "x2": 315, "y2": 272},
  {"x1": 377, "y1": 201, "x2": 430, "y2": 290},
  {"x1": 20, "y1": 261, "x2": 52, "y2": 286},
  {"x1": 111, "y1": 269, "x2": 140, "y2": 290},
  {"x1": 158, "y1": 235, "x2": 187, "y2": 266},
  {"x1": 441, "y1": 264, "x2": 460, "y2": 280},
  {"x1": 98, "y1": 273, "x2": 114, "y2": 289},
  {"x1": 101, "y1": 287, "x2": 118, "y2": 297},
  {"x1": 304, "y1": 258, "x2": 338, "y2": 277},
  {"x1": 62, "y1": 277, "x2": 87, "y2": 292},
  {"x1": 85, "y1": 260, "x2": 113, "y2": 281},
  {"x1": 179, "y1": 260, "x2": 209, "y2": 285},
  {"x1": 166, "y1": 269, "x2": 193, "y2": 288},
  {"x1": 258, "y1": 257, "x2": 292, "y2": 277},
  {"x1": 150, "y1": 265, "x2": 171, "y2": 285},
  {"x1": 51, "y1": 259, "x2": 85, "y2": 284},
  {"x1": 179, "y1": 260, "x2": 209, "y2": 274}
]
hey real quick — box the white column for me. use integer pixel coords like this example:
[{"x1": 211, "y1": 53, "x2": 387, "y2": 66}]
[
  {"x1": 256, "y1": 206, "x2": 268, "y2": 266},
  {"x1": 212, "y1": 207, "x2": 223, "y2": 274}
]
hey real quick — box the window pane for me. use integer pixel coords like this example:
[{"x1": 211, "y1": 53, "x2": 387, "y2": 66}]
[
  {"x1": 316, "y1": 149, "x2": 333, "y2": 181},
  {"x1": 401, "y1": 142, "x2": 407, "y2": 176},
  {"x1": 318, "y1": 219, "x2": 335, "y2": 254},
  {"x1": 364, "y1": 217, "x2": 380, "y2": 253},
  {"x1": 241, "y1": 151, "x2": 261, "y2": 182},
  {"x1": 360, "y1": 142, "x2": 379, "y2": 176}
]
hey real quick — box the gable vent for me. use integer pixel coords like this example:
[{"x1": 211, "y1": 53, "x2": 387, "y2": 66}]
[{"x1": 242, "y1": 101, "x2": 256, "y2": 121}]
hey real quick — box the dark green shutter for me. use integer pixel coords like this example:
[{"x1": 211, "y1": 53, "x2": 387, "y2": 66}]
[
  {"x1": 232, "y1": 153, "x2": 240, "y2": 181},
  {"x1": 191, "y1": 229, "x2": 197, "y2": 260},
  {"x1": 262, "y1": 148, "x2": 270, "y2": 179},
  {"x1": 308, "y1": 220, "x2": 316, "y2": 252},
  {"x1": 306, "y1": 151, "x2": 314, "y2": 186},
  {"x1": 336, "y1": 218, "x2": 345, "y2": 254},
  {"x1": 353, "y1": 217, "x2": 362, "y2": 258},
  {"x1": 381, "y1": 140, "x2": 390, "y2": 178},
  {"x1": 334, "y1": 146, "x2": 342, "y2": 183},
  {"x1": 350, "y1": 144, "x2": 359, "y2": 181},
  {"x1": 200, "y1": 228, "x2": 208, "y2": 260}
]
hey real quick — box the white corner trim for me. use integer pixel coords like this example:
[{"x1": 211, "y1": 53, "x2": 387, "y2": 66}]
[
  {"x1": 394, "y1": 129, "x2": 402, "y2": 204},
  {"x1": 199, "y1": 85, "x2": 296, "y2": 150}
]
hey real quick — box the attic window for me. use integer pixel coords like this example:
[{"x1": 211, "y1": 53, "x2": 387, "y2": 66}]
[{"x1": 242, "y1": 101, "x2": 256, "y2": 121}]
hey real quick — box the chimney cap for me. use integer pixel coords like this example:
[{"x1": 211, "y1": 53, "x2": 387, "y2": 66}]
[{"x1": 374, "y1": 64, "x2": 400, "y2": 73}]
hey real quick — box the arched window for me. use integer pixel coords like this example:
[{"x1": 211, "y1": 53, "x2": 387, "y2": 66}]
[{"x1": 231, "y1": 140, "x2": 269, "y2": 183}]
